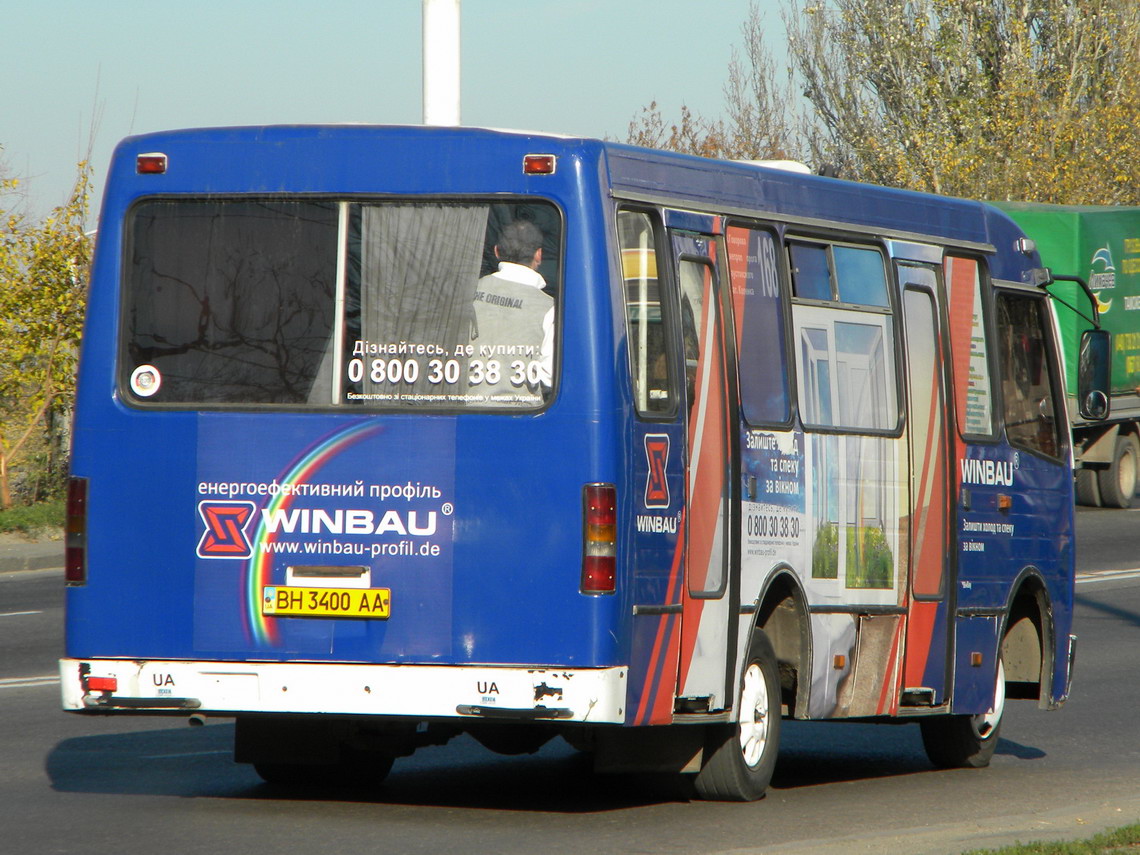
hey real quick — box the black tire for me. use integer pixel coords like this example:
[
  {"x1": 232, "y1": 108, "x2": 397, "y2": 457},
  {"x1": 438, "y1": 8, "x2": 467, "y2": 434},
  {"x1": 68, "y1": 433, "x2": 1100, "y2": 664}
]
[
  {"x1": 1098, "y1": 434, "x2": 1139, "y2": 509},
  {"x1": 253, "y1": 762, "x2": 315, "y2": 787},
  {"x1": 254, "y1": 750, "x2": 394, "y2": 790},
  {"x1": 920, "y1": 659, "x2": 1004, "y2": 769},
  {"x1": 1075, "y1": 467, "x2": 1101, "y2": 507},
  {"x1": 692, "y1": 630, "x2": 781, "y2": 801}
]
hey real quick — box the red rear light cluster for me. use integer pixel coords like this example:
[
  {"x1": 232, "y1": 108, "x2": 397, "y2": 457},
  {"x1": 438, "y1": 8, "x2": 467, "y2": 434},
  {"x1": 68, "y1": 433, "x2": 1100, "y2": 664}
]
[
  {"x1": 65, "y1": 477, "x2": 88, "y2": 586},
  {"x1": 581, "y1": 484, "x2": 616, "y2": 594}
]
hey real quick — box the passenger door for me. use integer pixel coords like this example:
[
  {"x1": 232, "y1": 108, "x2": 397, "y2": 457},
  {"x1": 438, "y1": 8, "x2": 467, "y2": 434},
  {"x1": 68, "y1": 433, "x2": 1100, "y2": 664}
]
[
  {"x1": 898, "y1": 263, "x2": 954, "y2": 707},
  {"x1": 671, "y1": 227, "x2": 737, "y2": 710}
]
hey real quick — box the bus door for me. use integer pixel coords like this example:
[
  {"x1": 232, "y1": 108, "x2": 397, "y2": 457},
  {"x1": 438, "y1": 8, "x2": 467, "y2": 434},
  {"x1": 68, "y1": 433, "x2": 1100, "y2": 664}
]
[
  {"x1": 898, "y1": 262, "x2": 954, "y2": 707},
  {"x1": 959, "y1": 285, "x2": 1070, "y2": 712},
  {"x1": 670, "y1": 224, "x2": 738, "y2": 711}
]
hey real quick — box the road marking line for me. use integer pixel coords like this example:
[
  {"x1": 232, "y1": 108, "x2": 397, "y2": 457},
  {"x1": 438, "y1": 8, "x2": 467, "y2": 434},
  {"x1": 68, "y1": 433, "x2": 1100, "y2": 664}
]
[
  {"x1": 1076, "y1": 569, "x2": 1140, "y2": 584},
  {"x1": 0, "y1": 610, "x2": 43, "y2": 618},
  {"x1": 0, "y1": 675, "x2": 60, "y2": 689}
]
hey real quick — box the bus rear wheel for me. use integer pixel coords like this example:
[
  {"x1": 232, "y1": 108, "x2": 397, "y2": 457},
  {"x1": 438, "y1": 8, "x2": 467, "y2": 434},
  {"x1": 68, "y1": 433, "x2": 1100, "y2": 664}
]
[
  {"x1": 253, "y1": 749, "x2": 394, "y2": 790},
  {"x1": 920, "y1": 658, "x2": 1005, "y2": 768},
  {"x1": 693, "y1": 630, "x2": 781, "y2": 801}
]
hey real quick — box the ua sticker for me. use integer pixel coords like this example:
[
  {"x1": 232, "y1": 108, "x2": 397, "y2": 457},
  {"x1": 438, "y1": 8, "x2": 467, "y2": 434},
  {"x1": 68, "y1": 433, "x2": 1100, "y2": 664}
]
[
  {"x1": 644, "y1": 434, "x2": 671, "y2": 508},
  {"x1": 197, "y1": 501, "x2": 256, "y2": 559}
]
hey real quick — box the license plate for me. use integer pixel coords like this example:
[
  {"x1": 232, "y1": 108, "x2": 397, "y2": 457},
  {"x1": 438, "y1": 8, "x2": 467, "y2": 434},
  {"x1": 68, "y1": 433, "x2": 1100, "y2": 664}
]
[{"x1": 262, "y1": 586, "x2": 391, "y2": 619}]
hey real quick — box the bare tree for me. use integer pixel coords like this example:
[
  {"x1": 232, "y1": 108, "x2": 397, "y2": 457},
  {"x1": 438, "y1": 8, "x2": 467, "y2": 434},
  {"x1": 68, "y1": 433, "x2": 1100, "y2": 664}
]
[
  {"x1": 628, "y1": 0, "x2": 1140, "y2": 204},
  {"x1": 785, "y1": 0, "x2": 1140, "y2": 202},
  {"x1": 626, "y1": 5, "x2": 800, "y2": 163},
  {"x1": 721, "y1": 2, "x2": 800, "y2": 161},
  {"x1": 625, "y1": 102, "x2": 733, "y2": 159}
]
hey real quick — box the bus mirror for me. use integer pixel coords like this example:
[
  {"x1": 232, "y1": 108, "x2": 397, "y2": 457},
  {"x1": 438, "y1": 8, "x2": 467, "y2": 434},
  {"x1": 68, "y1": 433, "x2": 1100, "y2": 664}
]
[
  {"x1": 1047, "y1": 272, "x2": 1102, "y2": 329},
  {"x1": 1029, "y1": 267, "x2": 1052, "y2": 288},
  {"x1": 1077, "y1": 329, "x2": 1111, "y2": 420},
  {"x1": 1083, "y1": 389, "x2": 1109, "y2": 421}
]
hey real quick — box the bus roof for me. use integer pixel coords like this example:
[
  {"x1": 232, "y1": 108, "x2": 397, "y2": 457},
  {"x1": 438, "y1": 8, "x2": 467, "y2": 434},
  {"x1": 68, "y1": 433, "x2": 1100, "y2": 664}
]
[{"x1": 104, "y1": 124, "x2": 1031, "y2": 279}]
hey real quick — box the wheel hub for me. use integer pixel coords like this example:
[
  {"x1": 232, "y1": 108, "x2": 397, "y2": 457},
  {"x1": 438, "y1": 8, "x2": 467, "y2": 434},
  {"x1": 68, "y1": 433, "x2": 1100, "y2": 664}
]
[{"x1": 738, "y1": 662, "x2": 770, "y2": 767}]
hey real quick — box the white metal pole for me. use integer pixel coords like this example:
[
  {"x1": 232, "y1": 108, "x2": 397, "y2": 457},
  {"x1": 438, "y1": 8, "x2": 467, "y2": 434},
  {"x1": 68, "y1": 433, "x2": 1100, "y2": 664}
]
[{"x1": 422, "y1": 0, "x2": 461, "y2": 126}]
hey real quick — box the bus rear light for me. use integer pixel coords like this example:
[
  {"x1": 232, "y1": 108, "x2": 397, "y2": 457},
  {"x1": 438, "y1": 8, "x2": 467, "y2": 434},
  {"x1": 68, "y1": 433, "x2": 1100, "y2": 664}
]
[
  {"x1": 523, "y1": 154, "x2": 556, "y2": 175},
  {"x1": 581, "y1": 556, "x2": 615, "y2": 595},
  {"x1": 65, "y1": 477, "x2": 88, "y2": 586},
  {"x1": 136, "y1": 152, "x2": 167, "y2": 174},
  {"x1": 86, "y1": 676, "x2": 118, "y2": 692},
  {"x1": 581, "y1": 484, "x2": 616, "y2": 595}
]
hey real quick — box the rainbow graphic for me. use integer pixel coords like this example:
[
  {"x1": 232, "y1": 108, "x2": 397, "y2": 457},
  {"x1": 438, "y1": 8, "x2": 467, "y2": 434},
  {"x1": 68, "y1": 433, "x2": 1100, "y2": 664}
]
[{"x1": 243, "y1": 420, "x2": 385, "y2": 646}]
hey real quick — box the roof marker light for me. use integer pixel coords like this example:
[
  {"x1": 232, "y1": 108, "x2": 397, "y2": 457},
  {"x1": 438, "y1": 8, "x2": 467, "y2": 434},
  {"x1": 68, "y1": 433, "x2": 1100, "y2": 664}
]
[
  {"x1": 136, "y1": 152, "x2": 168, "y2": 174},
  {"x1": 523, "y1": 154, "x2": 556, "y2": 175}
]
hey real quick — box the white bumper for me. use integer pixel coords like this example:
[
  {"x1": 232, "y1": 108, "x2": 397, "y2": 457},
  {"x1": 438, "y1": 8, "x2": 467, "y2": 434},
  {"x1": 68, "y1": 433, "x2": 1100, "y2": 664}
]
[{"x1": 60, "y1": 659, "x2": 629, "y2": 723}]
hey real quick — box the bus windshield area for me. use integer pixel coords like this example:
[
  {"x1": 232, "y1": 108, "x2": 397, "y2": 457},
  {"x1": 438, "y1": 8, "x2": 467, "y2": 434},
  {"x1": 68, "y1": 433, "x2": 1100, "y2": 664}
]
[{"x1": 123, "y1": 199, "x2": 561, "y2": 410}]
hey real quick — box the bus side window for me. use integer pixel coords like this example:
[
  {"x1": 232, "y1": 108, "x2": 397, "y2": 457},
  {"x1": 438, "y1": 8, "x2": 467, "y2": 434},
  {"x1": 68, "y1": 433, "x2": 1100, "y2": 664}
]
[
  {"x1": 944, "y1": 255, "x2": 996, "y2": 438},
  {"x1": 996, "y1": 292, "x2": 1064, "y2": 459},
  {"x1": 789, "y1": 241, "x2": 832, "y2": 301},
  {"x1": 794, "y1": 313, "x2": 896, "y2": 431},
  {"x1": 729, "y1": 226, "x2": 790, "y2": 425},
  {"x1": 618, "y1": 210, "x2": 673, "y2": 414},
  {"x1": 834, "y1": 245, "x2": 890, "y2": 307},
  {"x1": 790, "y1": 239, "x2": 898, "y2": 432},
  {"x1": 677, "y1": 256, "x2": 713, "y2": 412}
]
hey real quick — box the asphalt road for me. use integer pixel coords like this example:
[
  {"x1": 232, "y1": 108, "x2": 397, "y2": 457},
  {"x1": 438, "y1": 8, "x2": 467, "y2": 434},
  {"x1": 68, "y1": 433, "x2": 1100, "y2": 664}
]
[{"x1": 2, "y1": 507, "x2": 1139, "y2": 855}]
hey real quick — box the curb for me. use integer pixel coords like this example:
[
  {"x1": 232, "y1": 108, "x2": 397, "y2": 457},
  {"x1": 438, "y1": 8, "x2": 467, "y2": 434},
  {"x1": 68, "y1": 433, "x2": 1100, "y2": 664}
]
[{"x1": 0, "y1": 542, "x2": 64, "y2": 575}]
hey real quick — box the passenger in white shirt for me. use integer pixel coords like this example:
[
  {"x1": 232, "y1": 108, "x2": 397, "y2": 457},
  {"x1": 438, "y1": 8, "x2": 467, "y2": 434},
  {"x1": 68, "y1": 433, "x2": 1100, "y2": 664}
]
[{"x1": 471, "y1": 219, "x2": 554, "y2": 400}]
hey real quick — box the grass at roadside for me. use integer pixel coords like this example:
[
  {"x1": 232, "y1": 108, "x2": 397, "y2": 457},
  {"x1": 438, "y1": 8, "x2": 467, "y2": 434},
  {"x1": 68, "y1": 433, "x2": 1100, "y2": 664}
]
[
  {"x1": 964, "y1": 822, "x2": 1140, "y2": 853},
  {"x1": 0, "y1": 500, "x2": 64, "y2": 536}
]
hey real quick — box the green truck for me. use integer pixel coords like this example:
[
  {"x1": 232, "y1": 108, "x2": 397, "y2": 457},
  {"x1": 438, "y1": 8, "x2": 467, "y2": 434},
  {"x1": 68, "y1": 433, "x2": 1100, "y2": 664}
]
[{"x1": 996, "y1": 203, "x2": 1140, "y2": 507}]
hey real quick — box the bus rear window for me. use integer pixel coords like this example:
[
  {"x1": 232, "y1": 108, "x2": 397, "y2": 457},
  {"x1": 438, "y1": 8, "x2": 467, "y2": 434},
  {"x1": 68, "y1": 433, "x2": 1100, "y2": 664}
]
[{"x1": 123, "y1": 199, "x2": 560, "y2": 410}]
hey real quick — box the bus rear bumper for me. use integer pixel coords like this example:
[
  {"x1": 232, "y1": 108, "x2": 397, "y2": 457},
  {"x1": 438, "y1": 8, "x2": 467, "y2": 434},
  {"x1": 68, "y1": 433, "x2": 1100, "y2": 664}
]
[{"x1": 60, "y1": 659, "x2": 629, "y2": 723}]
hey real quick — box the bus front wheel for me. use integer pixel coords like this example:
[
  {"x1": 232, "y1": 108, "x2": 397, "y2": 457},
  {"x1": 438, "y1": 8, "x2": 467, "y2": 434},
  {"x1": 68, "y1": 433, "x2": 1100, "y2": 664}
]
[
  {"x1": 693, "y1": 630, "x2": 781, "y2": 801},
  {"x1": 920, "y1": 658, "x2": 1005, "y2": 768}
]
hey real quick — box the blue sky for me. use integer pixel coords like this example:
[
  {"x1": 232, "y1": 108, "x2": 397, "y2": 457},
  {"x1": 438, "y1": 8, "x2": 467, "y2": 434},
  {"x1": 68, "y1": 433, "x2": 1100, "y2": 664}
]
[{"x1": 1, "y1": 0, "x2": 781, "y2": 221}]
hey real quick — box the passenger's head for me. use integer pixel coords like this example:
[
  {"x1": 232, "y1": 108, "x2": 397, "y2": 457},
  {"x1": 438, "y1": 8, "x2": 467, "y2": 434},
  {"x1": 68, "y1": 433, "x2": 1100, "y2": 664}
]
[{"x1": 495, "y1": 219, "x2": 544, "y2": 267}]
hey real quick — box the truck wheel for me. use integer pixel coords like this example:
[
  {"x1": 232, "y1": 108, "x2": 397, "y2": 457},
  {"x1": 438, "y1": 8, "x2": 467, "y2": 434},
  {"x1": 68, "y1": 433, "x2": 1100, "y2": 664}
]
[
  {"x1": 692, "y1": 630, "x2": 781, "y2": 801},
  {"x1": 1075, "y1": 468, "x2": 1101, "y2": 507},
  {"x1": 920, "y1": 659, "x2": 1004, "y2": 768},
  {"x1": 1097, "y1": 434, "x2": 1140, "y2": 509}
]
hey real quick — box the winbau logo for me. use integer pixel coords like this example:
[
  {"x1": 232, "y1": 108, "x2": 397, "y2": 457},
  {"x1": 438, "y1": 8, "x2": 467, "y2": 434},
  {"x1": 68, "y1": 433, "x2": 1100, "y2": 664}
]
[
  {"x1": 960, "y1": 458, "x2": 1014, "y2": 487},
  {"x1": 197, "y1": 501, "x2": 255, "y2": 559},
  {"x1": 644, "y1": 434, "x2": 671, "y2": 508}
]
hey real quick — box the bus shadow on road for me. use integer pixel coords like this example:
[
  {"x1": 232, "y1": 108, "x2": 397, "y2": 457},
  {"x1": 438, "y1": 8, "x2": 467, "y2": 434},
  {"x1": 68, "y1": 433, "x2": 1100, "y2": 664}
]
[
  {"x1": 770, "y1": 719, "x2": 1045, "y2": 789},
  {"x1": 46, "y1": 722, "x2": 258, "y2": 800},
  {"x1": 1075, "y1": 591, "x2": 1140, "y2": 629},
  {"x1": 45, "y1": 717, "x2": 1048, "y2": 811},
  {"x1": 45, "y1": 722, "x2": 686, "y2": 811}
]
